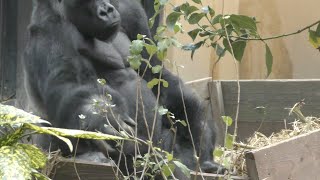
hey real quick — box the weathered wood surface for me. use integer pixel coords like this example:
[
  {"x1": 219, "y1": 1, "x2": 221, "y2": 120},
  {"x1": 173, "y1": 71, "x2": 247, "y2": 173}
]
[
  {"x1": 208, "y1": 79, "x2": 320, "y2": 140},
  {"x1": 51, "y1": 159, "x2": 118, "y2": 180},
  {"x1": 187, "y1": 78, "x2": 225, "y2": 145},
  {"x1": 217, "y1": 80, "x2": 320, "y2": 122},
  {"x1": 52, "y1": 158, "x2": 247, "y2": 180},
  {"x1": 245, "y1": 129, "x2": 320, "y2": 180}
]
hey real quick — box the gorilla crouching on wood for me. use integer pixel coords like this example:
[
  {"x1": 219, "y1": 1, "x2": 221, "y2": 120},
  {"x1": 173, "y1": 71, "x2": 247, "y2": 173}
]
[{"x1": 23, "y1": 0, "x2": 223, "y2": 175}]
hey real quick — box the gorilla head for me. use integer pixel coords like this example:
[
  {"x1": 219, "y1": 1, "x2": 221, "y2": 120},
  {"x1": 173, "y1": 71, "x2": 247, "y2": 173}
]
[{"x1": 60, "y1": 0, "x2": 120, "y2": 40}]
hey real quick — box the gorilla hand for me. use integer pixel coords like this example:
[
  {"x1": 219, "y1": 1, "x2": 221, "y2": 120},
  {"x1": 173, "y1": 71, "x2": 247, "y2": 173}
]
[{"x1": 80, "y1": 96, "x2": 136, "y2": 136}]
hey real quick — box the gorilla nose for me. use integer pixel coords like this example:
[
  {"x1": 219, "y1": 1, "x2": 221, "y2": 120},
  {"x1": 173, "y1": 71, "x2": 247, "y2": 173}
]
[{"x1": 97, "y1": 5, "x2": 114, "y2": 20}]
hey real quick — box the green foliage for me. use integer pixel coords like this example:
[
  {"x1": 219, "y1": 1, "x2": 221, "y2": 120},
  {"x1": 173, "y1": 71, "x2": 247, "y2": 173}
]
[
  {"x1": 165, "y1": 2, "x2": 263, "y2": 64},
  {"x1": 134, "y1": 148, "x2": 190, "y2": 179},
  {"x1": 0, "y1": 104, "x2": 126, "y2": 179},
  {"x1": 309, "y1": 23, "x2": 320, "y2": 50},
  {"x1": 162, "y1": 1, "x2": 320, "y2": 77}
]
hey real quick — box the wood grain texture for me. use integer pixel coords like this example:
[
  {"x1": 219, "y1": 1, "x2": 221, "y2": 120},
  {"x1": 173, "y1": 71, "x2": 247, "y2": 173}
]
[
  {"x1": 245, "y1": 129, "x2": 320, "y2": 180},
  {"x1": 51, "y1": 159, "x2": 119, "y2": 180},
  {"x1": 217, "y1": 80, "x2": 320, "y2": 123}
]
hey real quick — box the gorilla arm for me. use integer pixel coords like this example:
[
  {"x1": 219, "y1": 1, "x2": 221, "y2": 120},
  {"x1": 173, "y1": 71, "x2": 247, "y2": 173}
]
[{"x1": 23, "y1": 29, "x2": 135, "y2": 155}]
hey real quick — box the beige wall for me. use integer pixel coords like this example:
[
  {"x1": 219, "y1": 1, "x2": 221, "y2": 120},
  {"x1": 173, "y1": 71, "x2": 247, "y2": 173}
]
[{"x1": 165, "y1": 0, "x2": 320, "y2": 81}]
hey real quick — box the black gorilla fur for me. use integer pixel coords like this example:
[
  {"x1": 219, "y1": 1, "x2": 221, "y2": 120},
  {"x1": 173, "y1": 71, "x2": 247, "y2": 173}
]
[{"x1": 23, "y1": 0, "x2": 222, "y2": 174}]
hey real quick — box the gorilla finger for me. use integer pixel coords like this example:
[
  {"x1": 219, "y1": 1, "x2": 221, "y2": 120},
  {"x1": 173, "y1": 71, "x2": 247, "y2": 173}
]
[
  {"x1": 101, "y1": 124, "x2": 121, "y2": 136},
  {"x1": 123, "y1": 117, "x2": 136, "y2": 127},
  {"x1": 119, "y1": 121, "x2": 134, "y2": 135},
  {"x1": 93, "y1": 140, "x2": 118, "y2": 157}
]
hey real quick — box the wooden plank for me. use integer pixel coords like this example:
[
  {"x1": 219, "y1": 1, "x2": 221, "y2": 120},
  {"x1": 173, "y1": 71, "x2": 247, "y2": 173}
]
[
  {"x1": 229, "y1": 121, "x2": 286, "y2": 142},
  {"x1": 51, "y1": 158, "x2": 118, "y2": 180},
  {"x1": 245, "y1": 129, "x2": 320, "y2": 180},
  {"x1": 208, "y1": 81, "x2": 226, "y2": 145},
  {"x1": 217, "y1": 80, "x2": 320, "y2": 124},
  {"x1": 186, "y1": 78, "x2": 226, "y2": 145},
  {"x1": 191, "y1": 172, "x2": 248, "y2": 180},
  {"x1": 52, "y1": 158, "x2": 247, "y2": 180}
]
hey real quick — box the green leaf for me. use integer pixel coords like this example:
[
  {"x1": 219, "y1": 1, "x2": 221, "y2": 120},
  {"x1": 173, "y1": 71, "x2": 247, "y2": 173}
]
[
  {"x1": 32, "y1": 170, "x2": 50, "y2": 180},
  {"x1": 188, "y1": 13, "x2": 205, "y2": 24},
  {"x1": 174, "y1": 22, "x2": 182, "y2": 33},
  {"x1": 130, "y1": 40, "x2": 144, "y2": 55},
  {"x1": 161, "y1": 80, "x2": 169, "y2": 88},
  {"x1": 177, "y1": 120, "x2": 187, "y2": 127},
  {"x1": 0, "y1": 146, "x2": 32, "y2": 180},
  {"x1": 208, "y1": 6, "x2": 215, "y2": 17},
  {"x1": 173, "y1": 161, "x2": 191, "y2": 178},
  {"x1": 309, "y1": 30, "x2": 320, "y2": 49},
  {"x1": 161, "y1": 164, "x2": 175, "y2": 177},
  {"x1": 157, "y1": 50, "x2": 167, "y2": 61},
  {"x1": 16, "y1": 144, "x2": 47, "y2": 170},
  {"x1": 0, "y1": 128, "x2": 25, "y2": 147},
  {"x1": 265, "y1": 44, "x2": 273, "y2": 77},
  {"x1": 229, "y1": 15, "x2": 257, "y2": 32},
  {"x1": 188, "y1": 28, "x2": 202, "y2": 41},
  {"x1": 211, "y1": 14, "x2": 222, "y2": 25},
  {"x1": 183, "y1": 6, "x2": 199, "y2": 17},
  {"x1": 166, "y1": 12, "x2": 183, "y2": 30},
  {"x1": 192, "y1": 0, "x2": 201, "y2": 4},
  {"x1": 316, "y1": 23, "x2": 320, "y2": 36},
  {"x1": 213, "y1": 148, "x2": 224, "y2": 158},
  {"x1": 222, "y1": 116, "x2": 233, "y2": 127},
  {"x1": 0, "y1": 104, "x2": 51, "y2": 126},
  {"x1": 147, "y1": 78, "x2": 160, "y2": 89},
  {"x1": 23, "y1": 123, "x2": 125, "y2": 152},
  {"x1": 212, "y1": 43, "x2": 226, "y2": 58},
  {"x1": 145, "y1": 44, "x2": 157, "y2": 57},
  {"x1": 225, "y1": 134, "x2": 234, "y2": 149},
  {"x1": 128, "y1": 55, "x2": 142, "y2": 70},
  {"x1": 152, "y1": 65, "x2": 163, "y2": 74},
  {"x1": 182, "y1": 41, "x2": 203, "y2": 53},
  {"x1": 166, "y1": 153, "x2": 174, "y2": 161},
  {"x1": 223, "y1": 39, "x2": 247, "y2": 61}
]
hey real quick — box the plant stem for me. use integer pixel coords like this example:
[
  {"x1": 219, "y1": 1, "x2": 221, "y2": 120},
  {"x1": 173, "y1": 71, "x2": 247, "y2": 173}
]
[{"x1": 234, "y1": 20, "x2": 320, "y2": 41}]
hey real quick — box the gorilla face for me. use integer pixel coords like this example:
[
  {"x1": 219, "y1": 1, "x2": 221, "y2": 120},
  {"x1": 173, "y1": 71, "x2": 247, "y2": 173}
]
[{"x1": 63, "y1": 0, "x2": 121, "y2": 41}]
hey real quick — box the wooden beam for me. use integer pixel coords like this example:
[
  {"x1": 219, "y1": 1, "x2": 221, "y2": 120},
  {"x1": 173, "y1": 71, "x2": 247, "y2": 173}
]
[
  {"x1": 51, "y1": 158, "x2": 248, "y2": 180},
  {"x1": 208, "y1": 81, "x2": 226, "y2": 145},
  {"x1": 51, "y1": 158, "x2": 118, "y2": 180},
  {"x1": 245, "y1": 129, "x2": 320, "y2": 180}
]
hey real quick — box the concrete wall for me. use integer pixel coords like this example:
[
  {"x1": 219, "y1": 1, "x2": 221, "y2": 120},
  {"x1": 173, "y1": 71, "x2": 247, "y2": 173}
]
[{"x1": 165, "y1": 0, "x2": 320, "y2": 81}]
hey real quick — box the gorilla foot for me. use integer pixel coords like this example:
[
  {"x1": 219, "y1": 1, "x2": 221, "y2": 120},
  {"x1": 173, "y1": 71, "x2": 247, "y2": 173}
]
[{"x1": 200, "y1": 161, "x2": 227, "y2": 174}]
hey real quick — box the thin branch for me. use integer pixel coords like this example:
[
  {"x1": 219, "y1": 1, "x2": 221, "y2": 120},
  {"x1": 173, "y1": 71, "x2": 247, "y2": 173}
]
[{"x1": 235, "y1": 20, "x2": 320, "y2": 41}]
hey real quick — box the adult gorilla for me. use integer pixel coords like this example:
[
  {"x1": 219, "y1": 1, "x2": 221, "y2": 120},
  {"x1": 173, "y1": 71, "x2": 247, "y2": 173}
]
[{"x1": 23, "y1": 0, "x2": 222, "y2": 174}]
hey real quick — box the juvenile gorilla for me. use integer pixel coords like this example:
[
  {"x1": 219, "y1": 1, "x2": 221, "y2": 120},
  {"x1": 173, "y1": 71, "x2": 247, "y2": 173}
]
[{"x1": 23, "y1": 0, "x2": 222, "y2": 174}]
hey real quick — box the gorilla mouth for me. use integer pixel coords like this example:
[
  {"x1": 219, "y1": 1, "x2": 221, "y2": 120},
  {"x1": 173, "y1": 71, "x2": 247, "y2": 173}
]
[{"x1": 110, "y1": 21, "x2": 120, "y2": 27}]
